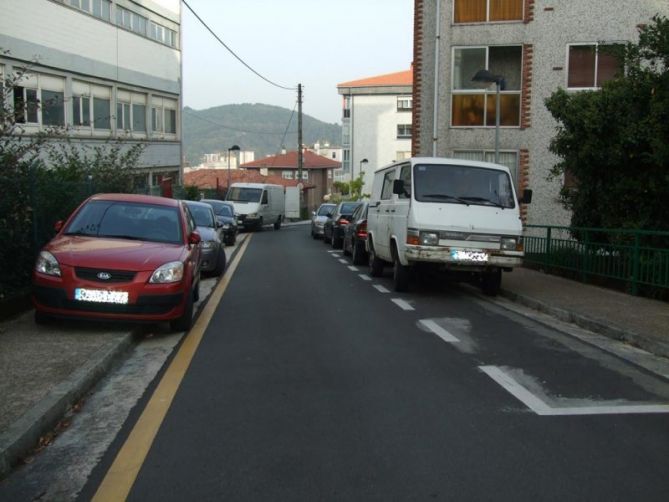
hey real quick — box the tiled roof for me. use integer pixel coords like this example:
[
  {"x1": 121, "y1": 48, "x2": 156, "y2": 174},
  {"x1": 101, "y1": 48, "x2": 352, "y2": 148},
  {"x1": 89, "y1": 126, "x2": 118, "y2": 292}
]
[
  {"x1": 240, "y1": 150, "x2": 341, "y2": 170},
  {"x1": 337, "y1": 68, "x2": 413, "y2": 88},
  {"x1": 183, "y1": 169, "x2": 312, "y2": 189}
]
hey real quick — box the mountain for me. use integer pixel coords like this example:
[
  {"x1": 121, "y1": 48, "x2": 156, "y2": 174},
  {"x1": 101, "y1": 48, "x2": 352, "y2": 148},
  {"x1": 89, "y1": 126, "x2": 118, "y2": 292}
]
[{"x1": 182, "y1": 104, "x2": 342, "y2": 166}]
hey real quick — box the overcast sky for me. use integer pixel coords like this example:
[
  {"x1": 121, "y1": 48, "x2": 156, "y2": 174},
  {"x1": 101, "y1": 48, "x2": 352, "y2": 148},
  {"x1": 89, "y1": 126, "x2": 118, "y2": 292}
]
[{"x1": 181, "y1": 0, "x2": 414, "y2": 124}]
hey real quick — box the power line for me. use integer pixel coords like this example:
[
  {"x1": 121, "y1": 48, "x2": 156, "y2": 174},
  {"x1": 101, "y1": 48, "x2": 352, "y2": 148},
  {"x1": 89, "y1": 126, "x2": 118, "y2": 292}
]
[
  {"x1": 182, "y1": 0, "x2": 297, "y2": 91},
  {"x1": 183, "y1": 109, "x2": 297, "y2": 136}
]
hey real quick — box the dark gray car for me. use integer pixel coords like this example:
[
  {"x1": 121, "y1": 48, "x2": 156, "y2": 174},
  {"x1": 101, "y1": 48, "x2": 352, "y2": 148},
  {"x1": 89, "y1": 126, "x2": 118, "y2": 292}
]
[
  {"x1": 184, "y1": 200, "x2": 226, "y2": 276},
  {"x1": 201, "y1": 199, "x2": 238, "y2": 246}
]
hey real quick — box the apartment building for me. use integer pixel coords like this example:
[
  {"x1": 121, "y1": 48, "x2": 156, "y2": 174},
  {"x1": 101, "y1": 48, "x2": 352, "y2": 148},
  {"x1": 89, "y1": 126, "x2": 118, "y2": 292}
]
[
  {"x1": 412, "y1": 0, "x2": 668, "y2": 225},
  {"x1": 337, "y1": 68, "x2": 413, "y2": 195},
  {"x1": 0, "y1": 0, "x2": 182, "y2": 190}
]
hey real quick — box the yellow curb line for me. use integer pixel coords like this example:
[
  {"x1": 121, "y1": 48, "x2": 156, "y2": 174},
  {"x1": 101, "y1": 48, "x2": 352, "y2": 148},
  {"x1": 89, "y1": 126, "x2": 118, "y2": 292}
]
[{"x1": 92, "y1": 235, "x2": 253, "y2": 502}]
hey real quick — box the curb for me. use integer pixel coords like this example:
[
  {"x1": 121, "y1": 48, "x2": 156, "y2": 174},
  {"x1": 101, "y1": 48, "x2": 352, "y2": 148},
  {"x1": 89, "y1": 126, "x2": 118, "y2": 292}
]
[
  {"x1": 499, "y1": 287, "x2": 669, "y2": 360},
  {"x1": 0, "y1": 332, "x2": 134, "y2": 478}
]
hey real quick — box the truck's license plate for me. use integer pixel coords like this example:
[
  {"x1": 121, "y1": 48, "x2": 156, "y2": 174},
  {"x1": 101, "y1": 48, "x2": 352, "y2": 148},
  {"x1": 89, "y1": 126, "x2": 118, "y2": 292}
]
[
  {"x1": 451, "y1": 250, "x2": 488, "y2": 262},
  {"x1": 75, "y1": 288, "x2": 128, "y2": 304}
]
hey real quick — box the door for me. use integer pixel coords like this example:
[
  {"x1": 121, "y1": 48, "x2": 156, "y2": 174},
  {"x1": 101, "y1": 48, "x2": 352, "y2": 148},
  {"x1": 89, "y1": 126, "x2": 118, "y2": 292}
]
[{"x1": 375, "y1": 168, "x2": 397, "y2": 260}]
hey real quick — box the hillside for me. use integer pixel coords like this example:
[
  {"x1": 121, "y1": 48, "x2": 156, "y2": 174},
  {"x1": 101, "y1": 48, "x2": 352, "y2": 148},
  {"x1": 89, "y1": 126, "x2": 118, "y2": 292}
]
[{"x1": 182, "y1": 104, "x2": 342, "y2": 166}]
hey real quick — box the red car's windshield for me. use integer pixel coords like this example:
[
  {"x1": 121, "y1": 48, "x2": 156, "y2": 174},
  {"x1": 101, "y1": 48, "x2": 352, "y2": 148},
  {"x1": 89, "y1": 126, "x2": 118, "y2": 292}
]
[{"x1": 64, "y1": 200, "x2": 183, "y2": 244}]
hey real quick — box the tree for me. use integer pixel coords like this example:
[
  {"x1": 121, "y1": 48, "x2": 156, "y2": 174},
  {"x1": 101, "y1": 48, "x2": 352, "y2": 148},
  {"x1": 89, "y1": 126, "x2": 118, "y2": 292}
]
[{"x1": 545, "y1": 16, "x2": 669, "y2": 231}]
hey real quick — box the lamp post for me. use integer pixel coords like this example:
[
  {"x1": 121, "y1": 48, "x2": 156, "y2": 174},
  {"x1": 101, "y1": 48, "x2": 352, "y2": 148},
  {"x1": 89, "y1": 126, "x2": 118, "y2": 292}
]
[
  {"x1": 227, "y1": 144, "x2": 240, "y2": 196},
  {"x1": 472, "y1": 69, "x2": 505, "y2": 164},
  {"x1": 354, "y1": 158, "x2": 368, "y2": 198}
]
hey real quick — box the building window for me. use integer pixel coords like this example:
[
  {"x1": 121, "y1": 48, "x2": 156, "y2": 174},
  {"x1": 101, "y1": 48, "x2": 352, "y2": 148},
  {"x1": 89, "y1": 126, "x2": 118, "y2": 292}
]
[
  {"x1": 68, "y1": 0, "x2": 111, "y2": 21},
  {"x1": 13, "y1": 74, "x2": 65, "y2": 126},
  {"x1": 343, "y1": 149, "x2": 350, "y2": 173},
  {"x1": 397, "y1": 124, "x2": 412, "y2": 138},
  {"x1": 116, "y1": 102, "x2": 131, "y2": 130},
  {"x1": 150, "y1": 21, "x2": 178, "y2": 48},
  {"x1": 116, "y1": 5, "x2": 147, "y2": 35},
  {"x1": 452, "y1": 150, "x2": 519, "y2": 186},
  {"x1": 343, "y1": 95, "x2": 351, "y2": 119},
  {"x1": 93, "y1": 96, "x2": 110, "y2": 129},
  {"x1": 132, "y1": 103, "x2": 146, "y2": 132},
  {"x1": 73, "y1": 95, "x2": 91, "y2": 126},
  {"x1": 452, "y1": 45, "x2": 522, "y2": 127},
  {"x1": 567, "y1": 44, "x2": 623, "y2": 89},
  {"x1": 397, "y1": 96, "x2": 412, "y2": 111},
  {"x1": 454, "y1": 0, "x2": 523, "y2": 23},
  {"x1": 151, "y1": 97, "x2": 178, "y2": 135},
  {"x1": 282, "y1": 171, "x2": 294, "y2": 180}
]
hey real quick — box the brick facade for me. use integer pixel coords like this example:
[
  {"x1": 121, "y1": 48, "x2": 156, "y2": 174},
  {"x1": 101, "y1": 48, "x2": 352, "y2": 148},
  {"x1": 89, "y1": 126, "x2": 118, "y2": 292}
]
[
  {"x1": 412, "y1": 0, "x2": 424, "y2": 156},
  {"x1": 521, "y1": 44, "x2": 533, "y2": 130}
]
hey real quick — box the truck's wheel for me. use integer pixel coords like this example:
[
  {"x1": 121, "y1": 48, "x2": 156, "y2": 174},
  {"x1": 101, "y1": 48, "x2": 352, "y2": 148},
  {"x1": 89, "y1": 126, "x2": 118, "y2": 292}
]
[
  {"x1": 392, "y1": 246, "x2": 410, "y2": 292},
  {"x1": 481, "y1": 269, "x2": 502, "y2": 296},
  {"x1": 368, "y1": 239, "x2": 384, "y2": 277}
]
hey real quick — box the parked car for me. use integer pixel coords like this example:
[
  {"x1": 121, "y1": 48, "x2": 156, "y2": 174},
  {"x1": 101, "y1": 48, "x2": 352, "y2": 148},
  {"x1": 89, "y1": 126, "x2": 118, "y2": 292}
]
[
  {"x1": 184, "y1": 200, "x2": 227, "y2": 276},
  {"x1": 310, "y1": 203, "x2": 336, "y2": 239},
  {"x1": 323, "y1": 201, "x2": 363, "y2": 249},
  {"x1": 201, "y1": 199, "x2": 238, "y2": 245},
  {"x1": 342, "y1": 202, "x2": 369, "y2": 265},
  {"x1": 32, "y1": 193, "x2": 202, "y2": 332}
]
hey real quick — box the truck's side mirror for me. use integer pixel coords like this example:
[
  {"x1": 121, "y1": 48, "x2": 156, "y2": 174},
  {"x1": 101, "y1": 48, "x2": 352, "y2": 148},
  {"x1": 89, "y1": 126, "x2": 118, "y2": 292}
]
[
  {"x1": 392, "y1": 179, "x2": 405, "y2": 195},
  {"x1": 519, "y1": 189, "x2": 533, "y2": 204},
  {"x1": 54, "y1": 220, "x2": 64, "y2": 232}
]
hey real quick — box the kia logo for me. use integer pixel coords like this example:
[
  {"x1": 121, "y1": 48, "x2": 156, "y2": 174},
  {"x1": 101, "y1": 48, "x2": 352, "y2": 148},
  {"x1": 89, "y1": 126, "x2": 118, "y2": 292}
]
[{"x1": 97, "y1": 272, "x2": 112, "y2": 280}]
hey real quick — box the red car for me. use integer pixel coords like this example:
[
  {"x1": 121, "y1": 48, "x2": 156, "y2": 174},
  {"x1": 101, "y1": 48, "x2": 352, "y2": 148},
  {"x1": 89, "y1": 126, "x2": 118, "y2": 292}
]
[{"x1": 32, "y1": 194, "x2": 202, "y2": 332}]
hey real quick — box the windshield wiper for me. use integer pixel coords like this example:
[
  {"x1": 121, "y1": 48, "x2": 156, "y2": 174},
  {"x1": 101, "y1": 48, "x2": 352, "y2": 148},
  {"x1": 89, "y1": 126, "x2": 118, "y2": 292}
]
[
  {"x1": 97, "y1": 234, "x2": 144, "y2": 241},
  {"x1": 421, "y1": 194, "x2": 470, "y2": 205},
  {"x1": 460, "y1": 197, "x2": 507, "y2": 209},
  {"x1": 64, "y1": 230, "x2": 96, "y2": 236}
]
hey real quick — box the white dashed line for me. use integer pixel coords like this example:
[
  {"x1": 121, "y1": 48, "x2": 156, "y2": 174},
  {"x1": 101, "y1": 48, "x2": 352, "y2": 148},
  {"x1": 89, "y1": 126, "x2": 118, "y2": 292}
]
[
  {"x1": 348, "y1": 266, "x2": 359, "y2": 272},
  {"x1": 419, "y1": 319, "x2": 460, "y2": 343},
  {"x1": 359, "y1": 274, "x2": 372, "y2": 282},
  {"x1": 339, "y1": 259, "x2": 348, "y2": 264},
  {"x1": 373, "y1": 285, "x2": 390, "y2": 294},
  {"x1": 480, "y1": 365, "x2": 669, "y2": 416},
  {"x1": 326, "y1": 250, "x2": 337, "y2": 253},
  {"x1": 391, "y1": 298, "x2": 414, "y2": 311},
  {"x1": 332, "y1": 254, "x2": 341, "y2": 258}
]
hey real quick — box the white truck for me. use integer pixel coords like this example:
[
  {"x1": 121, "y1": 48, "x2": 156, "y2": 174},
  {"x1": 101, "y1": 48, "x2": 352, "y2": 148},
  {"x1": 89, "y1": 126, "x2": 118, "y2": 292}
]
[
  {"x1": 366, "y1": 157, "x2": 532, "y2": 295},
  {"x1": 226, "y1": 183, "x2": 285, "y2": 231}
]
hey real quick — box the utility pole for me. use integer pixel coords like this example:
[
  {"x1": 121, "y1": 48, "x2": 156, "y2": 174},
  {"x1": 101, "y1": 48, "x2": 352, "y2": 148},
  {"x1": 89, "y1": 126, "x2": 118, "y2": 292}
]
[{"x1": 297, "y1": 84, "x2": 303, "y2": 181}]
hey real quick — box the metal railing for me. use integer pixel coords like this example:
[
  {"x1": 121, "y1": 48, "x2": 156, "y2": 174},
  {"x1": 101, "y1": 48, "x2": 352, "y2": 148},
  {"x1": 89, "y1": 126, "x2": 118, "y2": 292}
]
[{"x1": 523, "y1": 225, "x2": 669, "y2": 296}]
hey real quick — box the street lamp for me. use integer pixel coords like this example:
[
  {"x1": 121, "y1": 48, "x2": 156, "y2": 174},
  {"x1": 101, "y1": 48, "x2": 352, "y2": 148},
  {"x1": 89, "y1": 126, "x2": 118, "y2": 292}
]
[
  {"x1": 472, "y1": 69, "x2": 505, "y2": 164},
  {"x1": 355, "y1": 158, "x2": 368, "y2": 182},
  {"x1": 227, "y1": 144, "x2": 240, "y2": 195}
]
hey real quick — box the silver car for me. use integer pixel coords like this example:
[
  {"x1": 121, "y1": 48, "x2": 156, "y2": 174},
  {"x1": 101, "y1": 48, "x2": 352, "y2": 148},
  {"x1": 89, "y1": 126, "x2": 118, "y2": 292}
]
[
  {"x1": 310, "y1": 203, "x2": 336, "y2": 239},
  {"x1": 184, "y1": 200, "x2": 226, "y2": 276}
]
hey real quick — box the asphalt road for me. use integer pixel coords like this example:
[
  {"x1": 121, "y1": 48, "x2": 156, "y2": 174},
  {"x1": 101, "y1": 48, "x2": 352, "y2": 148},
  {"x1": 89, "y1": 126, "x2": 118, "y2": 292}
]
[{"x1": 9, "y1": 224, "x2": 669, "y2": 501}]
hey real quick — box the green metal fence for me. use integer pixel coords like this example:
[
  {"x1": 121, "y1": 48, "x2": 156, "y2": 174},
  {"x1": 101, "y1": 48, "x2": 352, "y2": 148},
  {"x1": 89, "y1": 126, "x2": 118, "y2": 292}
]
[{"x1": 523, "y1": 225, "x2": 669, "y2": 297}]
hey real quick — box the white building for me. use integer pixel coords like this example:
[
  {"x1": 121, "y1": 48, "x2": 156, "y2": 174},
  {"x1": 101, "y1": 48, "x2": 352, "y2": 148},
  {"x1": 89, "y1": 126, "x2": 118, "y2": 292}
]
[
  {"x1": 0, "y1": 0, "x2": 182, "y2": 190},
  {"x1": 412, "y1": 0, "x2": 669, "y2": 225},
  {"x1": 310, "y1": 142, "x2": 343, "y2": 181},
  {"x1": 337, "y1": 68, "x2": 413, "y2": 195}
]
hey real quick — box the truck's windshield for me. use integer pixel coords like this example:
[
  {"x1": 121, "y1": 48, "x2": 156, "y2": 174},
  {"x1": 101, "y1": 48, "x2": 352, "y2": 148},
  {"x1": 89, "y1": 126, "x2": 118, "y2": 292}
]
[
  {"x1": 227, "y1": 187, "x2": 262, "y2": 203},
  {"x1": 413, "y1": 164, "x2": 516, "y2": 209}
]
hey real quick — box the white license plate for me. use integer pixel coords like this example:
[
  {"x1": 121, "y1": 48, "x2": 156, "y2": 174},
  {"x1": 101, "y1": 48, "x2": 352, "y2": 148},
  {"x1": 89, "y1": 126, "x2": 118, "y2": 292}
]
[
  {"x1": 75, "y1": 288, "x2": 129, "y2": 304},
  {"x1": 450, "y1": 250, "x2": 489, "y2": 262}
]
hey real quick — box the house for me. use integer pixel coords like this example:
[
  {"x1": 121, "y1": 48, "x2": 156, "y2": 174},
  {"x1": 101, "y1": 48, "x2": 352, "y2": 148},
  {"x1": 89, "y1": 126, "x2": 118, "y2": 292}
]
[
  {"x1": 412, "y1": 0, "x2": 669, "y2": 225},
  {"x1": 0, "y1": 0, "x2": 182, "y2": 191},
  {"x1": 183, "y1": 169, "x2": 301, "y2": 194},
  {"x1": 240, "y1": 150, "x2": 341, "y2": 213},
  {"x1": 337, "y1": 68, "x2": 413, "y2": 195}
]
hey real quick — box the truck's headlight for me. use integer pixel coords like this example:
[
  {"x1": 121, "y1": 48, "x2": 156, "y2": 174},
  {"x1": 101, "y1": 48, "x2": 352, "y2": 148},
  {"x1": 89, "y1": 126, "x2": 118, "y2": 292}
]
[
  {"x1": 248, "y1": 213, "x2": 258, "y2": 218},
  {"x1": 35, "y1": 251, "x2": 61, "y2": 277},
  {"x1": 501, "y1": 237, "x2": 518, "y2": 251},
  {"x1": 222, "y1": 224, "x2": 230, "y2": 230},
  {"x1": 420, "y1": 232, "x2": 440, "y2": 246},
  {"x1": 201, "y1": 241, "x2": 214, "y2": 249},
  {"x1": 150, "y1": 261, "x2": 184, "y2": 283}
]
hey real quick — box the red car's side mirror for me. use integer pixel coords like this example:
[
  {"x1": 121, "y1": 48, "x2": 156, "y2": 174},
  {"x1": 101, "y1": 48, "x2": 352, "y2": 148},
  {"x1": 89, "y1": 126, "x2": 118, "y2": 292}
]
[
  {"x1": 189, "y1": 231, "x2": 201, "y2": 245},
  {"x1": 54, "y1": 220, "x2": 64, "y2": 232}
]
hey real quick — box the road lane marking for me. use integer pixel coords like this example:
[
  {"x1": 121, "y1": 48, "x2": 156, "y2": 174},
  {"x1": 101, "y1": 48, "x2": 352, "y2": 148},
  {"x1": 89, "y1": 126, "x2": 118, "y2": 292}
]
[
  {"x1": 419, "y1": 319, "x2": 460, "y2": 343},
  {"x1": 480, "y1": 365, "x2": 669, "y2": 416},
  {"x1": 326, "y1": 250, "x2": 337, "y2": 253},
  {"x1": 348, "y1": 266, "x2": 359, "y2": 272},
  {"x1": 92, "y1": 235, "x2": 253, "y2": 501},
  {"x1": 373, "y1": 285, "x2": 390, "y2": 294},
  {"x1": 339, "y1": 259, "x2": 348, "y2": 264},
  {"x1": 332, "y1": 253, "x2": 341, "y2": 258},
  {"x1": 359, "y1": 274, "x2": 372, "y2": 282},
  {"x1": 391, "y1": 298, "x2": 414, "y2": 311}
]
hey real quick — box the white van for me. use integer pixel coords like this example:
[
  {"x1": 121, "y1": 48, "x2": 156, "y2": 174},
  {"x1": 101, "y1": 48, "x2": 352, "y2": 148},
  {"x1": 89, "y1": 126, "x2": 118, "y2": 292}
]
[
  {"x1": 366, "y1": 157, "x2": 532, "y2": 294},
  {"x1": 226, "y1": 183, "x2": 285, "y2": 231}
]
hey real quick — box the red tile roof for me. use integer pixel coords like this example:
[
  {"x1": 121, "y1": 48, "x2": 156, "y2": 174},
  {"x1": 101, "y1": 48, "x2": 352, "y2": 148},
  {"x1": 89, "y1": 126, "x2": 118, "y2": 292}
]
[
  {"x1": 183, "y1": 169, "x2": 312, "y2": 190},
  {"x1": 240, "y1": 150, "x2": 341, "y2": 170},
  {"x1": 337, "y1": 68, "x2": 413, "y2": 88}
]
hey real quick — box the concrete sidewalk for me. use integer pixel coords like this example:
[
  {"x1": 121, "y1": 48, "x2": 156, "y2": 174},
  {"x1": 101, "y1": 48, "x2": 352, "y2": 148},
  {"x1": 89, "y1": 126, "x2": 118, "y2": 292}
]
[{"x1": 1, "y1": 257, "x2": 667, "y2": 479}]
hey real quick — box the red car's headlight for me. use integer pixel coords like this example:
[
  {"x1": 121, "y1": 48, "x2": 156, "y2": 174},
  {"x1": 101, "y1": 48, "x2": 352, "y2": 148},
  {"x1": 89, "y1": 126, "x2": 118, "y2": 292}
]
[
  {"x1": 150, "y1": 261, "x2": 184, "y2": 284},
  {"x1": 35, "y1": 251, "x2": 62, "y2": 277}
]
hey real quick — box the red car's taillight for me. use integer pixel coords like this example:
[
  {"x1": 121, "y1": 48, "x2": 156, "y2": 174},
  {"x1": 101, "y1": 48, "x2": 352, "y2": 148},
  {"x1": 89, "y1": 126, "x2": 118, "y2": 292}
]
[
  {"x1": 338, "y1": 218, "x2": 350, "y2": 226},
  {"x1": 356, "y1": 221, "x2": 368, "y2": 239}
]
